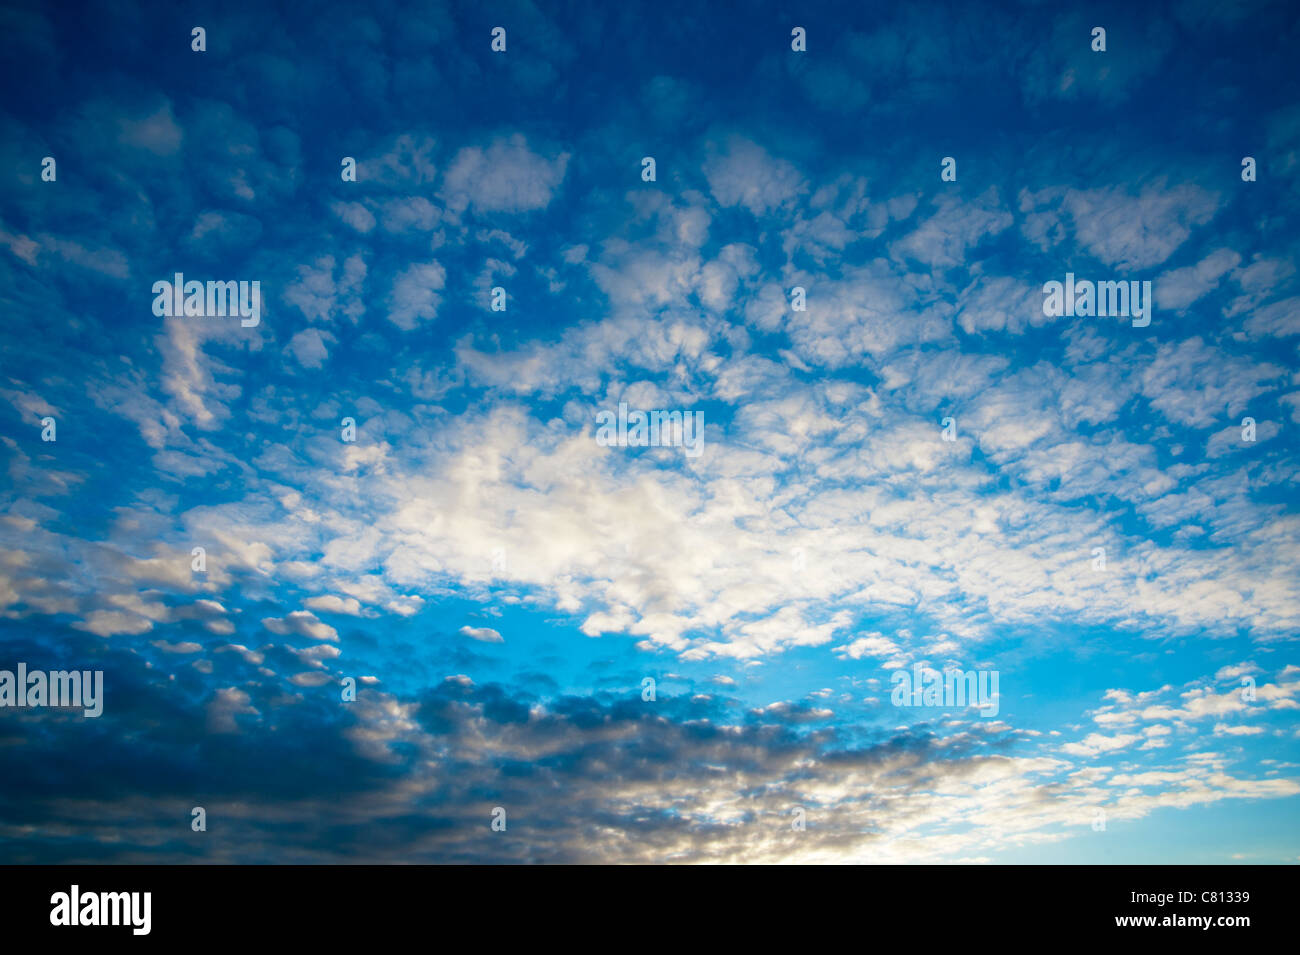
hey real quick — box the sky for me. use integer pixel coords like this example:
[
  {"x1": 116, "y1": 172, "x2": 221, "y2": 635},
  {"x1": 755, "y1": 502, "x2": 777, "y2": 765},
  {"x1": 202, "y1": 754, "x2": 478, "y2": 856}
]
[{"x1": 1, "y1": 0, "x2": 1299, "y2": 863}]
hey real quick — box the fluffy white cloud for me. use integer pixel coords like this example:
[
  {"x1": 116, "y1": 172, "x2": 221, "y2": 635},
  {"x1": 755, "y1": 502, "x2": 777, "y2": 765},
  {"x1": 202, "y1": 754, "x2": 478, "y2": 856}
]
[
  {"x1": 263, "y1": 610, "x2": 339, "y2": 642},
  {"x1": 458, "y1": 625, "x2": 504, "y2": 643},
  {"x1": 441, "y1": 135, "x2": 569, "y2": 214},
  {"x1": 703, "y1": 137, "x2": 803, "y2": 216},
  {"x1": 388, "y1": 261, "x2": 445, "y2": 330}
]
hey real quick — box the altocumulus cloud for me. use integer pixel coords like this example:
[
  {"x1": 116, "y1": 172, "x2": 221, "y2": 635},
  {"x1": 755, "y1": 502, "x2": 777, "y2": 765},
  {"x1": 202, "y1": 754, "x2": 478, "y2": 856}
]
[{"x1": 0, "y1": 0, "x2": 1297, "y2": 864}]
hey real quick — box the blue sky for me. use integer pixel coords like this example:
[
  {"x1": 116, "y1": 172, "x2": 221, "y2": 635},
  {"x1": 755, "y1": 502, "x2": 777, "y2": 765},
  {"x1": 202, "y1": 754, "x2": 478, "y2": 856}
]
[{"x1": 1, "y1": 0, "x2": 1299, "y2": 863}]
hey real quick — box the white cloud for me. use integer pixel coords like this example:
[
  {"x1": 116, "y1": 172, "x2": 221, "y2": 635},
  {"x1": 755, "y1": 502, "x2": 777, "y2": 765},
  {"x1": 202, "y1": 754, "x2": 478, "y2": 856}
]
[
  {"x1": 1020, "y1": 181, "x2": 1219, "y2": 270},
  {"x1": 263, "y1": 610, "x2": 339, "y2": 642},
  {"x1": 287, "y1": 328, "x2": 336, "y2": 369},
  {"x1": 1156, "y1": 248, "x2": 1241, "y2": 311},
  {"x1": 388, "y1": 262, "x2": 445, "y2": 330},
  {"x1": 892, "y1": 188, "x2": 1013, "y2": 268},
  {"x1": 703, "y1": 138, "x2": 803, "y2": 216},
  {"x1": 441, "y1": 135, "x2": 569, "y2": 214},
  {"x1": 1061, "y1": 732, "x2": 1142, "y2": 756},
  {"x1": 304, "y1": 595, "x2": 364, "y2": 616},
  {"x1": 458, "y1": 625, "x2": 504, "y2": 643}
]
